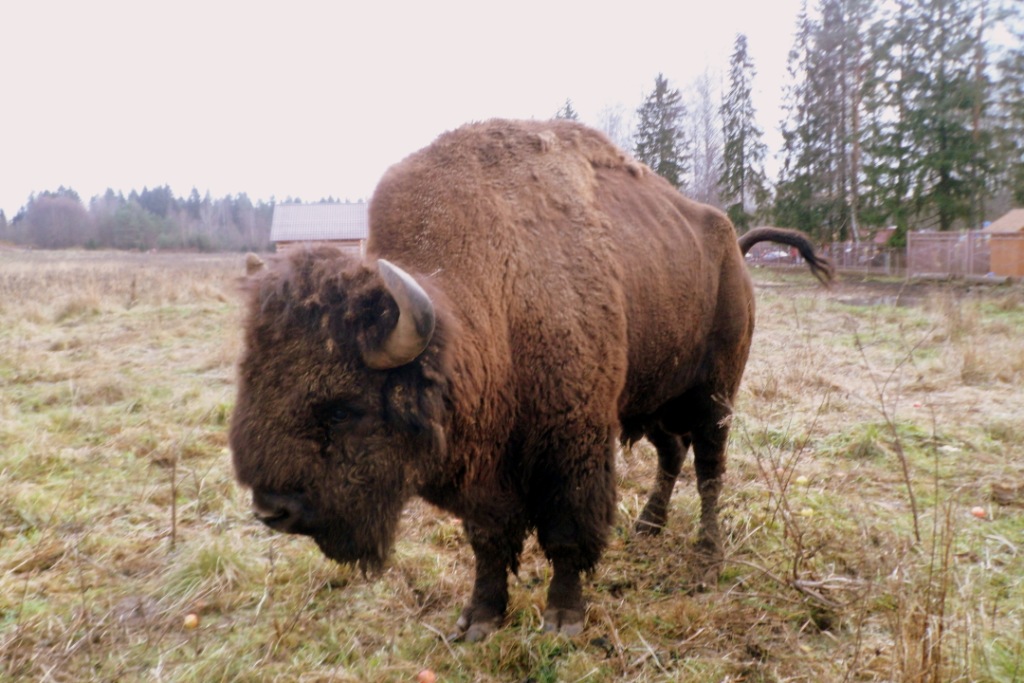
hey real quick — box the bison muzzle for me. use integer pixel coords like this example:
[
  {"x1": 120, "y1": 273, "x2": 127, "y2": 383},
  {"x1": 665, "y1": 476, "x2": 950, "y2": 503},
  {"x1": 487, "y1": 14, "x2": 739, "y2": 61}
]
[{"x1": 229, "y1": 119, "x2": 832, "y2": 642}]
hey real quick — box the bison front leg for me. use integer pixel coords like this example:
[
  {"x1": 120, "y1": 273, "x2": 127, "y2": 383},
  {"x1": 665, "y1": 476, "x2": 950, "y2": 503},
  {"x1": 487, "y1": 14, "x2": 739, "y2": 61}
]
[
  {"x1": 541, "y1": 556, "x2": 586, "y2": 636},
  {"x1": 536, "y1": 438, "x2": 617, "y2": 637},
  {"x1": 451, "y1": 519, "x2": 525, "y2": 642}
]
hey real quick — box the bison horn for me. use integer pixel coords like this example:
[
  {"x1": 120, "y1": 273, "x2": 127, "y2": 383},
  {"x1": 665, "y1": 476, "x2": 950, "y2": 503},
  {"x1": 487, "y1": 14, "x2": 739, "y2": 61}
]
[{"x1": 362, "y1": 259, "x2": 436, "y2": 369}]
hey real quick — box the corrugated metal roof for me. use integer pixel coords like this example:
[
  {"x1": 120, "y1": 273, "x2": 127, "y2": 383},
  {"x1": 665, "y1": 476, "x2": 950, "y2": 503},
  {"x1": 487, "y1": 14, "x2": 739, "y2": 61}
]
[
  {"x1": 982, "y1": 208, "x2": 1024, "y2": 233},
  {"x1": 270, "y1": 202, "x2": 369, "y2": 242}
]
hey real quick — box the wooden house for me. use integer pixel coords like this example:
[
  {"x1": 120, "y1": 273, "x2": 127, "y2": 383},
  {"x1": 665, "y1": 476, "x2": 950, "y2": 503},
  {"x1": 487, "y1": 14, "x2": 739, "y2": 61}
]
[
  {"x1": 982, "y1": 209, "x2": 1024, "y2": 277},
  {"x1": 270, "y1": 202, "x2": 369, "y2": 255}
]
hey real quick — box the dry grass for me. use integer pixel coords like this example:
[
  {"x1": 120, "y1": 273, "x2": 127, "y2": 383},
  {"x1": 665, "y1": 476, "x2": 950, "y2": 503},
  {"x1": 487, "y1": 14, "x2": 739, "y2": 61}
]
[{"x1": 1, "y1": 253, "x2": 1022, "y2": 682}]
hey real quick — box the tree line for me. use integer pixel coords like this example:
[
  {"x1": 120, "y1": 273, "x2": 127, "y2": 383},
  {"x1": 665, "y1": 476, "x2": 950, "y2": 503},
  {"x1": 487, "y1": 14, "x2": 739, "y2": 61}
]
[
  {"x1": 564, "y1": 0, "x2": 1023, "y2": 244},
  {"x1": 0, "y1": 187, "x2": 349, "y2": 252},
  {"x1": 5, "y1": 0, "x2": 1022, "y2": 252}
]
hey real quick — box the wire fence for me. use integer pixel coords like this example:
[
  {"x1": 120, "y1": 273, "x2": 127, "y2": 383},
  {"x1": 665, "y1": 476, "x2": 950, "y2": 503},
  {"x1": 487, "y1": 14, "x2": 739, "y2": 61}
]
[
  {"x1": 824, "y1": 242, "x2": 906, "y2": 276},
  {"x1": 906, "y1": 231, "x2": 992, "y2": 278}
]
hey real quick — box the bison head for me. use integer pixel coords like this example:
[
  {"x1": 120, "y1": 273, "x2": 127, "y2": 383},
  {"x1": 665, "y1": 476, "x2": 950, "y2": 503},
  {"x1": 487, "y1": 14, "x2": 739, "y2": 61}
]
[{"x1": 229, "y1": 247, "x2": 446, "y2": 570}]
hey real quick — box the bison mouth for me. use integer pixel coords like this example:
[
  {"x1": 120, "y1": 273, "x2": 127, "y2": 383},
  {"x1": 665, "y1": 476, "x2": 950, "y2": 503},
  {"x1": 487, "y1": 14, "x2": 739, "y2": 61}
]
[
  {"x1": 250, "y1": 491, "x2": 389, "y2": 568},
  {"x1": 312, "y1": 527, "x2": 390, "y2": 573}
]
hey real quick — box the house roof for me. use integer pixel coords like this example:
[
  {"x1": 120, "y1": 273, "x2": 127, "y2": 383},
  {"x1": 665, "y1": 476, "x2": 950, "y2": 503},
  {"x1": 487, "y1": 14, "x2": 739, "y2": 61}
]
[
  {"x1": 981, "y1": 208, "x2": 1024, "y2": 233},
  {"x1": 270, "y1": 202, "x2": 369, "y2": 242},
  {"x1": 872, "y1": 227, "x2": 897, "y2": 244}
]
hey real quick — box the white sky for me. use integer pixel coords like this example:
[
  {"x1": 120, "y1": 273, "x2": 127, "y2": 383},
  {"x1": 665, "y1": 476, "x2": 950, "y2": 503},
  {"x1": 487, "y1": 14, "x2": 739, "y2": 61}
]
[{"x1": 0, "y1": 0, "x2": 804, "y2": 218}]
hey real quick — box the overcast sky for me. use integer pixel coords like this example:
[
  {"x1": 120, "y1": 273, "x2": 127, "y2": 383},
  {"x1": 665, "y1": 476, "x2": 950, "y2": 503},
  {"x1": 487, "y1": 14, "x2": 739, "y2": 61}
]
[{"x1": 1, "y1": 0, "x2": 804, "y2": 218}]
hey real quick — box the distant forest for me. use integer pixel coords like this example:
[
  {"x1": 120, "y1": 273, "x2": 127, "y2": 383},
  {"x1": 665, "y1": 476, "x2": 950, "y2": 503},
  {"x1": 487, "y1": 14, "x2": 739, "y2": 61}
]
[
  {"x1": 3, "y1": 0, "x2": 1023, "y2": 251},
  {"x1": 0, "y1": 187, "x2": 351, "y2": 252}
]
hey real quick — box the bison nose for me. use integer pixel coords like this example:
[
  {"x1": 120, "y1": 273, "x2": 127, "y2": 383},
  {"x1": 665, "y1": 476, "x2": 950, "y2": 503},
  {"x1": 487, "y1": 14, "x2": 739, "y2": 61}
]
[{"x1": 251, "y1": 490, "x2": 309, "y2": 534}]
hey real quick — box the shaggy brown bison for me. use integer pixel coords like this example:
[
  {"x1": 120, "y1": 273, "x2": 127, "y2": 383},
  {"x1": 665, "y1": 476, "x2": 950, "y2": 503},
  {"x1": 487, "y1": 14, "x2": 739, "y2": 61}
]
[{"x1": 229, "y1": 119, "x2": 832, "y2": 641}]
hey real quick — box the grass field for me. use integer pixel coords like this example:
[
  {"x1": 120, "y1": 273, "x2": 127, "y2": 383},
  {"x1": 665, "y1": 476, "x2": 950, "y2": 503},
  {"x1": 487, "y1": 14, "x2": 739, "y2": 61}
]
[{"x1": 1, "y1": 250, "x2": 1022, "y2": 682}]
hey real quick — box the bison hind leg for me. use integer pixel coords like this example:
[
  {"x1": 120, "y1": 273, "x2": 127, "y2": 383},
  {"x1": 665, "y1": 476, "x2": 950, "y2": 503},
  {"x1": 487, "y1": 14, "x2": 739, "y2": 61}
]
[
  {"x1": 653, "y1": 391, "x2": 733, "y2": 588},
  {"x1": 688, "y1": 414, "x2": 731, "y2": 589},
  {"x1": 635, "y1": 427, "x2": 690, "y2": 536}
]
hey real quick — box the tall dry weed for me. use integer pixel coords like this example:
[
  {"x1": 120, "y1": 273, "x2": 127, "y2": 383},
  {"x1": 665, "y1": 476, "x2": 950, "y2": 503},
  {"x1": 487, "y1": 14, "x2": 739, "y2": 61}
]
[{"x1": 929, "y1": 291, "x2": 980, "y2": 344}]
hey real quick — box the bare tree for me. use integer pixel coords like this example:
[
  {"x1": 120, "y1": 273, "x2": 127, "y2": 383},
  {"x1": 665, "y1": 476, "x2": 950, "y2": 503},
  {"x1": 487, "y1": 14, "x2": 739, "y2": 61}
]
[
  {"x1": 20, "y1": 191, "x2": 93, "y2": 248},
  {"x1": 687, "y1": 70, "x2": 724, "y2": 207},
  {"x1": 596, "y1": 103, "x2": 633, "y2": 152}
]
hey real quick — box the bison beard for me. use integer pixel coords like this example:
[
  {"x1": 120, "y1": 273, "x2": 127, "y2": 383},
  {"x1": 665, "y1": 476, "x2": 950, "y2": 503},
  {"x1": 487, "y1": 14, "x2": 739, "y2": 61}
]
[{"x1": 229, "y1": 119, "x2": 833, "y2": 642}]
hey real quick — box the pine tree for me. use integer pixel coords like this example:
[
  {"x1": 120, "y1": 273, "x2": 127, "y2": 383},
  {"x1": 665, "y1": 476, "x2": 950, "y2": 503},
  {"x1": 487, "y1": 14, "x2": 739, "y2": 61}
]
[
  {"x1": 776, "y1": 0, "x2": 875, "y2": 241},
  {"x1": 863, "y1": 0, "x2": 995, "y2": 233},
  {"x1": 634, "y1": 74, "x2": 690, "y2": 190},
  {"x1": 554, "y1": 99, "x2": 579, "y2": 120},
  {"x1": 994, "y1": 3, "x2": 1024, "y2": 205},
  {"x1": 720, "y1": 34, "x2": 769, "y2": 230},
  {"x1": 861, "y1": 0, "x2": 916, "y2": 241},
  {"x1": 775, "y1": 3, "x2": 822, "y2": 237},
  {"x1": 913, "y1": 0, "x2": 992, "y2": 230}
]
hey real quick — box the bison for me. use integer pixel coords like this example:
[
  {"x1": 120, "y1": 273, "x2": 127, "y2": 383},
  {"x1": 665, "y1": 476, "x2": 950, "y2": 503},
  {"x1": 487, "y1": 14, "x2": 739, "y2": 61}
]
[{"x1": 229, "y1": 119, "x2": 832, "y2": 641}]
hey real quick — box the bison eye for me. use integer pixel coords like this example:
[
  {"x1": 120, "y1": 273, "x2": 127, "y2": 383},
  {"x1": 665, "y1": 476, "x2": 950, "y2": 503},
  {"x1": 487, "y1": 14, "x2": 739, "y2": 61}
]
[{"x1": 313, "y1": 399, "x2": 361, "y2": 428}]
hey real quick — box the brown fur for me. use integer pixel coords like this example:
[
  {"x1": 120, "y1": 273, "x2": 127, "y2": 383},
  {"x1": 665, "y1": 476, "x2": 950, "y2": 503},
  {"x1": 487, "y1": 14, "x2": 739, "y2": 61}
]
[{"x1": 229, "y1": 119, "x2": 832, "y2": 640}]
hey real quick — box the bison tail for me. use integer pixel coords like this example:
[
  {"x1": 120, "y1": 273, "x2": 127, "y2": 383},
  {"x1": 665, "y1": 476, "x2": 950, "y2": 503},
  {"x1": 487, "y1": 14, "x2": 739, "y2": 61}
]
[{"x1": 737, "y1": 227, "x2": 835, "y2": 286}]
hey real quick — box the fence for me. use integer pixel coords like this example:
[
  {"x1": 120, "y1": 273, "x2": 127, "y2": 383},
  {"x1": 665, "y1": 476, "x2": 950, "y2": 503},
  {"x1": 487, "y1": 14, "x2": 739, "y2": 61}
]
[
  {"x1": 825, "y1": 242, "x2": 905, "y2": 276},
  {"x1": 745, "y1": 241, "x2": 905, "y2": 276},
  {"x1": 907, "y1": 231, "x2": 991, "y2": 278},
  {"x1": 744, "y1": 230, "x2": 1023, "y2": 280}
]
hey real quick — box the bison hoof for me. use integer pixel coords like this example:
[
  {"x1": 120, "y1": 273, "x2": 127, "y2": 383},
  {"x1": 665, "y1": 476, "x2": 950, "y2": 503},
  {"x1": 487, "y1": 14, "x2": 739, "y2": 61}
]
[
  {"x1": 634, "y1": 513, "x2": 666, "y2": 536},
  {"x1": 692, "y1": 538, "x2": 723, "y2": 590},
  {"x1": 449, "y1": 611, "x2": 502, "y2": 643},
  {"x1": 542, "y1": 606, "x2": 585, "y2": 637},
  {"x1": 634, "y1": 501, "x2": 669, "y2": 536}
]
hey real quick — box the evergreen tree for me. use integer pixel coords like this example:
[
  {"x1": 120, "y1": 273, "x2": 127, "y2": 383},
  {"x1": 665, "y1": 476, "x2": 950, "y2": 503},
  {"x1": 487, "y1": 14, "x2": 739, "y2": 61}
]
[
  {"x1": 776, "y1": 0, "x2": 874, "y2": 241},
  {"x1": 634, "y1": 74, "x2": 690, "y2": 189},
  {"x1": 912, "y1": 0, "x2": 992, "y2": 230},
  {"x1": 863, "y1": 0, "x2": 994, "y2": 233},
  {"x1": 720, "y1": 34, "x2": 769, "y2": 230},
  {"x1": 861, "y1": 0, "x2": 916, "y2": 241},
  {"x1": 138, "y1": 185, "x2": 176, "y2": 219},
  {"x1": 994, "y1": 4, "x2": 1024, "y2": 205},
  {"x1": 185, "y1": 188, "x2": 204, "y2": 220},
  {"x1": 97, "y1": 202, "x2": 164, "y2": 250},
  {"x1": 775, "y1": 3, "x2": 822, "y2": 236},
  {"x1": 554, "y1": 98, "x2": 579, "y2": 120}
]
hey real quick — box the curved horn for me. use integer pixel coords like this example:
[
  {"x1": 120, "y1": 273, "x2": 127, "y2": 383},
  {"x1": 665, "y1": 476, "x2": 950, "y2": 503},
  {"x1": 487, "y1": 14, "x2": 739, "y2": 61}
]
[{"x1": 362, "y1": 259, "x2": 436, "y2": 370}]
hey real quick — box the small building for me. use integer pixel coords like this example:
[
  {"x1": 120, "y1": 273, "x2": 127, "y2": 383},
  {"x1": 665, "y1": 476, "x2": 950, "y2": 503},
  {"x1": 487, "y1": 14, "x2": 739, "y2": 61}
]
[
  {"x1": 872, "y1": 227, "x2": 897, "y2": 245},
  {"x1": 982, "y1": 208, "x2": 1024, "y2": 277},
  {"x1": 270, "y1": 202, "x2": 369, "y2": 255}
]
